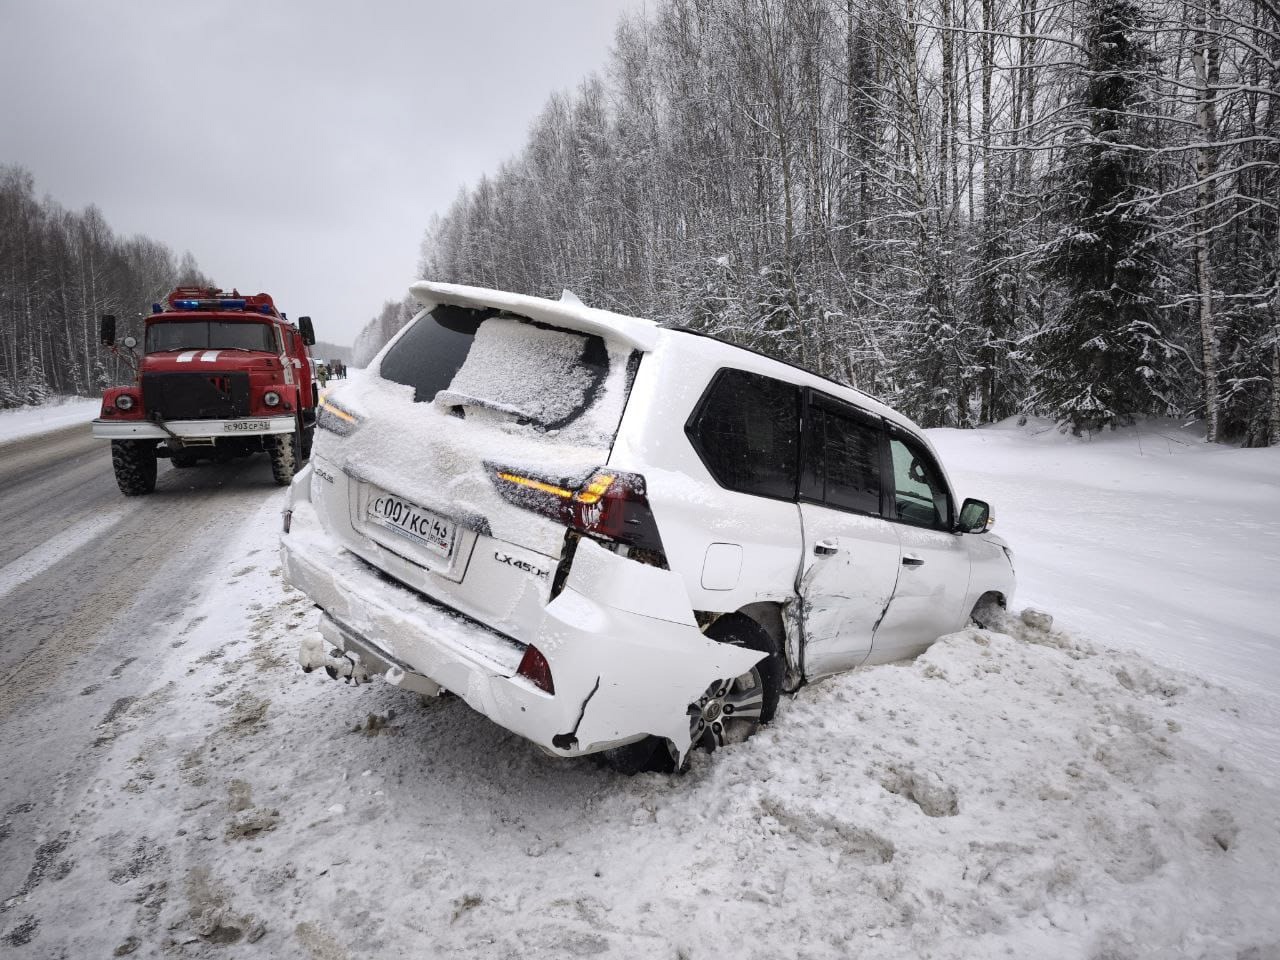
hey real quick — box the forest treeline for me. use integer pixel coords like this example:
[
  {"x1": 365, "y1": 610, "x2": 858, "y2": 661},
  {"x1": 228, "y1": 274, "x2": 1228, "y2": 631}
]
[
  {"x1": 358, "y1": 0, "x2": 1279, "y2": 444},
  {"x1": 0, "y1": 165, "x2": 209, "y2": 408}
]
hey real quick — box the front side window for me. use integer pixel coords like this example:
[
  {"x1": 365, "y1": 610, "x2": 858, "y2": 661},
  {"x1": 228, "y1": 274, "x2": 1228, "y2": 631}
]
[
  {"x1": 146, "y1": 320, "x2": 276, "y2": 353},
  {"x1": 687, "y1": 369, "x2": 800, "y2": 500},
  {"x1": 803, "y1": 401, "x2": 882, "y2": 515},
  {"x1": 889, "y1": 434, "x2": 952, "y2": 530}
]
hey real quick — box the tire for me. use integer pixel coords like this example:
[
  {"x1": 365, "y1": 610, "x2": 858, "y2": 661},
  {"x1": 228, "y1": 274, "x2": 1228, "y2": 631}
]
[
  {"x1": 268, "y1": 431, "x2": 298, "y2": 486},
  {"x1": 601, "y1": 737, "x2": 675, "y2": 775},
  {"x1": 170, "y1": 452, "x2": 198, "y2": 469},
  {"x1": 299, "y1": 425, "x2": 314, "y2": 462},
  {"x1": 111, "y1": 440, "x2": 158, "y2": 496},
  {"x1": 689, "y1": 614, "x2": 784, "y2": 749}
]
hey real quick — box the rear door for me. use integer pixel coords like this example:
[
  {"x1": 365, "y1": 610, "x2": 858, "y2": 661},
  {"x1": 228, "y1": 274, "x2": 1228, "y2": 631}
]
[
  {"x1": 798, "y1": 392, "x2": 902, "y2": 678},
  {"x1": 868, "y1": 428, "x2": 972, "y2": 662}
]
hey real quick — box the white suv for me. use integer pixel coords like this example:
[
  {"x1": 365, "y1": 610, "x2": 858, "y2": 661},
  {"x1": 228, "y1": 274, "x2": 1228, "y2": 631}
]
[{"x1": 281, "y1": 282, "x2": 1015, "y2": 770}]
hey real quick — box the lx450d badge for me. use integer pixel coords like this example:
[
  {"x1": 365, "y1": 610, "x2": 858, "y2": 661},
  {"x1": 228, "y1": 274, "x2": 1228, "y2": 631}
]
[{"x1": 494, "y1": 551, "x2": 549, "y2": 580}]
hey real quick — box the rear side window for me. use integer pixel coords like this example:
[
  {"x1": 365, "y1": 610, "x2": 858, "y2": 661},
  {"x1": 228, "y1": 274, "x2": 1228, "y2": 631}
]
[
  {"x1": 803, "y1": 402, "x2": 882, "y2": 515},
  {"x1": 687, "y1": 369, "x2": 800, "y2": 500},
  {"x1": 379, "y1": 304, "x2": 496, "y2": 403}
]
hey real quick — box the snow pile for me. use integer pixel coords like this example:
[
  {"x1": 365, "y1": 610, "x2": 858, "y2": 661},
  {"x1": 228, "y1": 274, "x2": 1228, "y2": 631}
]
[
  {"x1": 0, "y1": 397, "x2": 99, "y2": 445},
  {"x1": 3, "y1": 513, "x2": 1277, "y2": 959},
  {"x1": 930, "y1": 417, "x2": 1280, "y2": 778}
]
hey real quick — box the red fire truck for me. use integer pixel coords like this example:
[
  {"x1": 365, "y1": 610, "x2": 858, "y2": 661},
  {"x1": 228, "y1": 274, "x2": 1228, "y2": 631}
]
[{"x1": 92, "y1": 287, "x2": 318, "y2": 495}]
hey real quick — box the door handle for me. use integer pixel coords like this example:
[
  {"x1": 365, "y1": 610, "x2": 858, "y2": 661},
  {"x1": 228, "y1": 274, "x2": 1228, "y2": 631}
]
[
  {"x1": 814, "y1": 540, "x2": 839, "y2": 556},
  {"x1": 902, "y1": 556, "x2": 924, "y2": 567}
]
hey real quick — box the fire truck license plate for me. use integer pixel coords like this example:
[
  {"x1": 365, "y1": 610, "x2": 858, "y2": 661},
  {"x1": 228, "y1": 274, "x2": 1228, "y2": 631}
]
[
  {"x1": 225, "y1": 420, "x2": 269, "y2": 432},
  {"x1": 366, "y1": 491, "x2": 455, "y2": 558}
]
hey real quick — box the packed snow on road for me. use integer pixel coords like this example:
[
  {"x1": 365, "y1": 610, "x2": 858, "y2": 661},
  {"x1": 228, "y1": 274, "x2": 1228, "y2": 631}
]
[{"x1": 1, "y1": 417, "x2": 1278, "y2": 959}]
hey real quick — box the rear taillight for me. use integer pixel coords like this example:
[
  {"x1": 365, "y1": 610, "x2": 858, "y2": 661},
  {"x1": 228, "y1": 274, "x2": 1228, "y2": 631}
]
[
  {"x1": 491, "y1": 467, "x2": 665, "y2": 554},
  {"x1": 317, "y1": 397, "x2": 360, "y2": 435},
  {"x1": 516, "y1": 644, "x2": 555, "y2": 694}
]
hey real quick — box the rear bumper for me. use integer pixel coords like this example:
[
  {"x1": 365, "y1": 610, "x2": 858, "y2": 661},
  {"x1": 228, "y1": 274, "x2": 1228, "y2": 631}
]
[
  {"x1": 280, "y1": 496, "x2": 761, "y2": 759},
  {"x1": 92, "y1": 415, "x2": 296, "y2": 440}
]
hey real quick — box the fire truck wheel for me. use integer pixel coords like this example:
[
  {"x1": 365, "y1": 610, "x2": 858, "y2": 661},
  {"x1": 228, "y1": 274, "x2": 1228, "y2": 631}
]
[
  {"x1": 170, "y1": 452, "x2": 198, "y2": 468},
  {"x1": 300, "y1": 425, "x2": 314, "y2": 461},
  {"x1": 111, "y1": 440, "x2": 158, "y2": 496},
  {"x1": 269, "y1": 431, "x2": 299, "y2": 486}
]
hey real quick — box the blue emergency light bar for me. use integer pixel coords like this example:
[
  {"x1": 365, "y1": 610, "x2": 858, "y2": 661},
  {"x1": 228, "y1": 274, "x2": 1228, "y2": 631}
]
[{"x1": 172, "y1": 298, "x2": 248, "y2": 311}]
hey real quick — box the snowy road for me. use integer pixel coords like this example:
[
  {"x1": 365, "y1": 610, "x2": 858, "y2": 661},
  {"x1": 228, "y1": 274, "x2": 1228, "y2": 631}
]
[
  {"x1": 1, "y1": 419, "x2": 1278, "y2": 958},
  {"x1": 0, "y1": 427, "x2": 290, "y2": 930}
]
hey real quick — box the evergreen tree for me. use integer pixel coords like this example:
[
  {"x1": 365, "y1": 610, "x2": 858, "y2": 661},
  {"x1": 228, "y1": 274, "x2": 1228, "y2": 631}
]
[{"x1": 1034, "y1": 0, "x2": 1179, "y2": 433}]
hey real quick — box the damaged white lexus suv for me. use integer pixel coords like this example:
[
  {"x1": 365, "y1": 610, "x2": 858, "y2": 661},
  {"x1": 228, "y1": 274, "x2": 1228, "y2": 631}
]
[{"x1": 281, "y1": 281, "x2": 1015, "y2": 771}]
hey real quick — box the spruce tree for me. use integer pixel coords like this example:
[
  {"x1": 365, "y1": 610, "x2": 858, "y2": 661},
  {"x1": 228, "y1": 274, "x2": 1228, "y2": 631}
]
[{"x1": 1034, "y1": 0, "x2": 1179, "y2": 433}]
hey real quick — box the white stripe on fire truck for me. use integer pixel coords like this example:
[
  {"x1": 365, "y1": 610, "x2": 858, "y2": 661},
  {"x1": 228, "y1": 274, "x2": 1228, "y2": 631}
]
[
  {"x1": 176, "y1": 350, "x2": 199, "y2": 363},
  {"x1": 200, "y1": 351, "x2": 221, "y2": 362}
]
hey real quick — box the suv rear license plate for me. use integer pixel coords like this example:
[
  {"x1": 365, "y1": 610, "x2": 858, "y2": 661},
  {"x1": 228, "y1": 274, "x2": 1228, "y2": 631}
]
[{"x1": 367, "y1": 491, "x2": 456, "y2": 558}]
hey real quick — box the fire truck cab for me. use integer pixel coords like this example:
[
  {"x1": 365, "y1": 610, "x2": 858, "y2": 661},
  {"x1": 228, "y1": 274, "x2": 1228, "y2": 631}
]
[{"x1": 92, "y1": 287, "x2": 318, "y2": 496}]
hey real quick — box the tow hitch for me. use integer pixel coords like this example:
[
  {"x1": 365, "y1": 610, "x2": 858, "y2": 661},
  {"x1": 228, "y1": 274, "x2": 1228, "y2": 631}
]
[{"x1": 298, "y1": 634, "x2": 370, "y2": 685}]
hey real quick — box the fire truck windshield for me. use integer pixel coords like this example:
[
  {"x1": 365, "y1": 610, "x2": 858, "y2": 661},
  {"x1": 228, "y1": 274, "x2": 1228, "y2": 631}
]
[{"x1": 146, "y1": 320, "x2": 277, "y2": 354}]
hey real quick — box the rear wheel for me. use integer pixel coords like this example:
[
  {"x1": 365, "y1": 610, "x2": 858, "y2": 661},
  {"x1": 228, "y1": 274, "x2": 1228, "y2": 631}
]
[
  {"x1": 688, "y1": 614, "x2": 782, "y2": 750},
  {"x1": 111, "y1": 440, "x2": 157, "y2": 496},
  {"x1": 299, "y1": 424, "x2": 314, "y2": 461},
  {"x1": 602, "y1": 614, "x2": 783, "y2": 775},
  {"x1": 170, "y1": 451, "x2": 198, "y2": 469},
  {"x1": 268, "y1": 431, "x2": 299, "y2": 486}
]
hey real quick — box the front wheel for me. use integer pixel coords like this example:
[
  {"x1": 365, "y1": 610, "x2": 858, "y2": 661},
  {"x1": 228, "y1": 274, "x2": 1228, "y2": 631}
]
[
  {"x1": 111, "y1": 440, "x2": 157, "y2": 496},
  {"x1": 268, "y1": 431, "x2": 299, "y2": 486}
]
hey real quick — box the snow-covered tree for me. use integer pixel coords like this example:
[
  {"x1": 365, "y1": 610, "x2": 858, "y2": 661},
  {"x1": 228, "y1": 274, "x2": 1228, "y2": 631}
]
[{"x1": 1034, "y1": 0, "x2": 1182, "y2": 432}]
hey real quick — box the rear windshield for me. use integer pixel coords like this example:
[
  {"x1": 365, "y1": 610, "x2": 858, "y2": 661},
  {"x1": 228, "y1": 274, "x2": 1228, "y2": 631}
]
[
  {"x1": 378, "y1": 304, "x2": 493, "y2": 404},
  {"x1": 380, "y1": 305, "x2": 618, "y2": 433},
  {"x1": 147, "y1": 320, "x2": 276, "y2": 353}
]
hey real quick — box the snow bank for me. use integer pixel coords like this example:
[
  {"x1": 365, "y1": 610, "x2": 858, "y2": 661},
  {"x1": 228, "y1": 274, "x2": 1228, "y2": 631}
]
[
  {"x1": 929, "y1": 418, "x2": 1280, "y2": 781},
  {"x1": 0, "y1": 397, "x2": 99, "y2": 445}
]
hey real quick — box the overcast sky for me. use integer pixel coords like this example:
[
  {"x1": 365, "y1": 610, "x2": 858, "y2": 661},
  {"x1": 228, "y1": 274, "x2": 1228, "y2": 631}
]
[{"x1": 2, "y1": 0, "x2": 646, "y2": 346}]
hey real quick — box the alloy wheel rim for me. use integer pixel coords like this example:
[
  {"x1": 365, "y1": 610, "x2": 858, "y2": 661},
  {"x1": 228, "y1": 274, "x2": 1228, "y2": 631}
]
[{"x1": 688, "y1": 666, "x2": 766, "y2": 749}]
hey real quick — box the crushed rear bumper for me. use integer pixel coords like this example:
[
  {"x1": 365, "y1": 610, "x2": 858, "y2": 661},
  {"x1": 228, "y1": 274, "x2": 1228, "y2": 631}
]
[{"x1": 281, "y1": 494, "x2": 761, "y2": 759}]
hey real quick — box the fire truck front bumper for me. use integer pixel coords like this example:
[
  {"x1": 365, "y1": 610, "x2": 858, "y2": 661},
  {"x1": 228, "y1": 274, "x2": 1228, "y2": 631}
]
[{"x1": 91, "y1": 416, "x2": 298, "y2": 440}]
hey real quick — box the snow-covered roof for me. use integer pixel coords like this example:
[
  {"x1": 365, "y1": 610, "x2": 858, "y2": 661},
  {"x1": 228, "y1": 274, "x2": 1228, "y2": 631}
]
[{"x1": 408, "y1": 281, "x2": 660, "y2": 353}]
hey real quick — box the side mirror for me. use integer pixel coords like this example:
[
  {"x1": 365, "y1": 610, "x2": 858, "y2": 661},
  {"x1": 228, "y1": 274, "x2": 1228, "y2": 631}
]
[
  {"x1": 298, "y1": 315, "x2": 316, "y2": 346},
  {"x1": 99, "y1": 315, "x2": 117, "y2": 346},
  {"x1": 122, "y1": 335, "x2": 138, "y2": 350},
  {"x1": 958, "y1": 498, "x2": 992, "y2": 534}
]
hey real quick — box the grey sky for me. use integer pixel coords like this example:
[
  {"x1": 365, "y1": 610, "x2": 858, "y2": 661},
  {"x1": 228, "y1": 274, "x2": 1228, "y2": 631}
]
[{"x1": 2, "y1": 0, "x2": 645, "y2": 346}]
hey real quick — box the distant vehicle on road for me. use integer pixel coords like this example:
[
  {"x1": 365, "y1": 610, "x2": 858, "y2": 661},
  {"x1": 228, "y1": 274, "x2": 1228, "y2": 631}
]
[{"x1": 93, "y1": 287, "x2": 319, "y2": 495}]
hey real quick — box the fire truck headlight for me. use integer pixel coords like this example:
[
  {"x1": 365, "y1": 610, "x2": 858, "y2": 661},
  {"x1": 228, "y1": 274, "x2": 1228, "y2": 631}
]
[
  {"x1": 115, "y1": 394, "x2": 135, "y2": 411},
  {"x1": 264, "y1": 391, "x2": 281, "y2": 407}
]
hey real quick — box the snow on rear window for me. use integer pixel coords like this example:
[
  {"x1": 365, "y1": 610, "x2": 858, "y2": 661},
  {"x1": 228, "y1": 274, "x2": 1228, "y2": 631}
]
[{"x1": 434, "y1": 316, "x2": 609, "y2": 434}]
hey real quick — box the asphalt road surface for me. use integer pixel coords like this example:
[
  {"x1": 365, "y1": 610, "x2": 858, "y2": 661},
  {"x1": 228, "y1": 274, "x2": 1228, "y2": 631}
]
[{"x1": 0, "y1": 426, "x2": 284, "y2": 908}]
